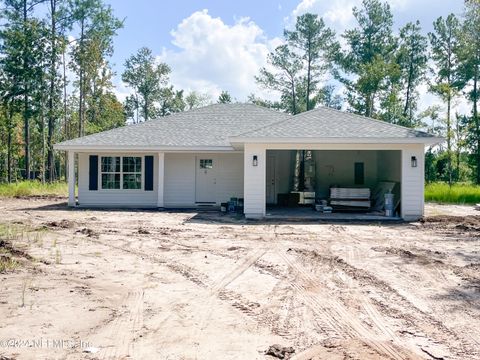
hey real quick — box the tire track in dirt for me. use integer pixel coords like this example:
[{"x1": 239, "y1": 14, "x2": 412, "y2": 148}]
[
  {"x1": 276, "y1": 248, "x2": 408, "y2": 360},
  {"x1": 294, "y1": 243, "x2": 478, "y2": 359},
  {"x1": 193, "y1": 247, "x2": 268, "y2": 357},
  {"x1": 99, "y1": 289, "x2": 144, "y2": 360},
  {"x1": 343, "y1": 245, "x2": 402, "y2": 345},
  {"x1": 270, "y1": 226, "x2": 412, "y2": 360},
  {"x1": 82, "y1": 233, "x2": 297, "y2": 351}
]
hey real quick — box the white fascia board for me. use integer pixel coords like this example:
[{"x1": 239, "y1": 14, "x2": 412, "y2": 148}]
[
  {"x1": 229, "y1": 136, "x2": 444, "y2": 145},
  {"x1": 53, "y1": 144, "x2": 237, "y2": 153}
]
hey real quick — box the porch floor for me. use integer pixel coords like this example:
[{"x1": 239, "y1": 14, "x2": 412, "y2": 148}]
[{"x1": 265, "y1": 206, "x2": 401, "y2": 221}]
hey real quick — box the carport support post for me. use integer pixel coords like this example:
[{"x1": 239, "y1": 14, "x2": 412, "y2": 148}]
[
  {"x1": 67, "y1": 151, "x2": 75, "y2": 207},
  {"x1": 157, "y1": 152, "x2": 165, "y2": 208},
  {"x1": 244, "y1": 144, "x2": 266, "y2": 219}
]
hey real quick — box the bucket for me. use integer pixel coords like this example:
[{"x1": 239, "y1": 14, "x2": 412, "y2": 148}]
[{"x1": 384, "y1": 193, "x2": 394, "y2": 217}]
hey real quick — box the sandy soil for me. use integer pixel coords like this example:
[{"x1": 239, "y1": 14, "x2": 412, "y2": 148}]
[{"x1": 0, "y1": 198, "x2": 479, "y2": 360}]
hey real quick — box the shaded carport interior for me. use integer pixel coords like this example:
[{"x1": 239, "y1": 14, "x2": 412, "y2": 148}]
[{"x1": 265, "y1": 149, "x2": 402, "y2": 220}]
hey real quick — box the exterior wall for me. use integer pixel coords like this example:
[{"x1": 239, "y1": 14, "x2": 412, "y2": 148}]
[
  {"x1": 164, "y1": 152, "x2": 244, "y2": 207},
  {"x1": 77, "y1": 152, "x2": 158, "y2": 207},
  {"x1": 164, "y1": 153, "x2": 196, "y2": 206},
  {"x1": 215, "y1": 153, "x2": 244, "y2": 204},
  {"x1": 313, "y1": 150, "x2": 378, "y2": 198},
  {"x1": 401, "y1": 144, "x2": 425, "y2": 221},
  {"x1": 377, "y1": 151, "x2": 401, "y2": 182},
  {"x1": 244, "y1": 144, "x2": 266, "y2": 218}
]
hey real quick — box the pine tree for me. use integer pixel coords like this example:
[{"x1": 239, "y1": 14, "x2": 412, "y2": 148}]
[
  {"x1": 284, "y1": 13, "x2": 336, "y2": 111},
  {"x1": 457, "y1": 1, "x2": 480, "y2": 183},
  {"x1": 397, "y1": 21, "x2": 428, "y2": 127},
  {"x1": 429, "y1": 14, "x2": 461, "y2": 185},
  {"x1": 335, "y1": 0, "x2": 397, "y2": 117}
]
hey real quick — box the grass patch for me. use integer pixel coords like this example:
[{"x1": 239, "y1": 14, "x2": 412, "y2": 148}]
[
  {"x1": 425, "y1": 182, "x2": 480, "y2": 204},
  {"x1": 0, "y1": 180, "x2": 68, "y2": 197},
  {"x1": 0, "y1": 255, "x2": 19, "y2": 272}
]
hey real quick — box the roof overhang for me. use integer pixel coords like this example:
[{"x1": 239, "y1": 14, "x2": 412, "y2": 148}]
[
  {"x1": 53, "y1": 144, "x2": 237, "y2": 153},
  {"x1": 228, "y1": 136, "x2": 444, "y2": 149}
]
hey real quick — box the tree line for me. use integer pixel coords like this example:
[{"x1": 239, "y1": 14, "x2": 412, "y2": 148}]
[
  {"x1": 0, "y1": 0, "x2": 479, "y2": 185},
  {"x1": 256, "y1": 0, "x2": 480, "y2": 185}
]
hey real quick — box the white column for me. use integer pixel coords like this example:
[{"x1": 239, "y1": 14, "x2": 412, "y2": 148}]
[
  {"x1": 68, "y1": 151, "x2": 76, "y2": 207},
  {"x1": 401, "y1": 144, "x2": 425, "y2": 221},
  {"x1": 243, "y1": 144, "x2": 266, "y2": 219},
  {"x1": 157, "y1": 152, "x2": 165, "y2": 208}
]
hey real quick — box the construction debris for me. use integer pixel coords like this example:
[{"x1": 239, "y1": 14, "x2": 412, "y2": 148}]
[{"x1": 265, "y1": 344, "x2": 295, "y2": 359}]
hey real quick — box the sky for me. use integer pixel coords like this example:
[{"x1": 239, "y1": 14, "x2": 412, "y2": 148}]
[{"x1": 104, "y1": 0, "x2": 466, "y2": 110}]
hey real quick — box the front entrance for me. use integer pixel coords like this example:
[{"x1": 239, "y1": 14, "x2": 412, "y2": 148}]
[{"x1": 195, "y1": 156, "x2": 216, "y2": 203}]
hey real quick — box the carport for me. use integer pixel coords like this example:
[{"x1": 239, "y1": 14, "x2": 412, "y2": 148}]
[
  {"x1": 264, "y1": 149, "x2": 402, "y2": 220},
  {"x1": 229, "y1": 107, "x2": 441, "y2": 221}
]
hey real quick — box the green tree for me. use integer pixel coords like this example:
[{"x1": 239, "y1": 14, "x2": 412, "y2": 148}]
[
  {"x1": 256, "y1": 44, "x2": 302, "y2": 114},
  {"x1": 185, "y1": 91, "x2": 211, "y2": 110},
  {"x1": 122, "y1": 47, "x2": 170, "y2": 121},
  {"x1": 84, "y1": 92, "x2": 125, "y2": 134},
  {"x1": 69, "y1": 0, "x2": 123, "y2": 135},
  {"x1": 284, "y1": 13, "x2": 336, "y2": 111},
  {"x1": 159, "y1": 86, "x2": 185, "y2": 116},
  {"x1": 457, "y1": 0, "x2": 480, "y2": 183},
  {"x1": 46, "y1": 0, "x2": 69, "y2": 181},
  {"x1": 335, "y1": 0, "x2": 397, "y2": 117},
  {"x1": 217, "y1": 90, "x2": 232, "y2": 104},
  {"x1": 1, "y1": 0, "x2": 49, "y2": 179},
  {"x1": 397, "y1": 21, "x2": 428, "y2": 127},
  {"x1": 429, "y1": 14, "x2": 461, "y2": 185}
]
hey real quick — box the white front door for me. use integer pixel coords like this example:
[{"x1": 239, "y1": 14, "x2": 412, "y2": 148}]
[
  {"x1": 266, "y1": 156, "x2": 276, "y2": 204},
  {"x1": 195, "y1": 156, "x2": 217, "y2": 203}
]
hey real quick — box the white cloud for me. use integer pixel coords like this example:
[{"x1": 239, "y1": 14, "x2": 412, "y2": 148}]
[
  {"x1": 157, "y1": 9, "x2": 281, "y2": 101},
  {"x1": 288, "y1": 0, "x2": 415, "y2": 33}
]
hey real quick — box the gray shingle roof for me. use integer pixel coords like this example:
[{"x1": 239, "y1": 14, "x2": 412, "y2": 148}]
[
  {"x1": 232, "y1": 107, "x2": 435, "y2": 139},
  {"x1": 55, "y1": 103, "x2": 290, "y2": 149},
  {"x1": 55, "y1": 104, "x2": 437, "y2": 150}
]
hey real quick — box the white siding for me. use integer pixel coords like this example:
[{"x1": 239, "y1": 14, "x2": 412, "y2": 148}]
[
  {"x1": 401, "y1": 145, "x2": 424, "y2": 220},
  {"x1": 244, "y1": 144, "x2": 266, "y2": 218},
  {"x1": 164, "y1": 152, "x2": 244, "y2": 207},
  {"x1": 164, "y1": 153, "x2": 196, "y2": 206},
  {"x1": 77, "y1": 153, "x2": 158, "y2": 207},
  {"x1": 215, "y1": 153, "x2": 244, "y2": 204}
]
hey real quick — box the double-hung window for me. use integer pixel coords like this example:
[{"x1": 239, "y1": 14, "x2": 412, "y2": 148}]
[
  {"x1": 122, "y1": 157, "x2": 142, "y2": 189},
  {"x1": 100, "y1": 156, "x2": 142, "y2": 190}
]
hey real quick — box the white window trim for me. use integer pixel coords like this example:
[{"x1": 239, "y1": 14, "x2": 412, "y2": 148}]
[{"x1": 98, "y1": 155, "x2": 144, "y2": 191}]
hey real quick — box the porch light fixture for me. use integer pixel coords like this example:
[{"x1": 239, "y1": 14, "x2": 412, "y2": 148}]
[
  {"x1": 253, "y1": 155, "x2": 258, "y2": 167},
  {"x1": 411, "y1": 156, "x2": 417, "y2": 168}
]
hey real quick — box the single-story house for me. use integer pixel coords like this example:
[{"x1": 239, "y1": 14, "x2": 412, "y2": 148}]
[{"x1": 54, "y1": 103, "x2": 441, "y2": 220}]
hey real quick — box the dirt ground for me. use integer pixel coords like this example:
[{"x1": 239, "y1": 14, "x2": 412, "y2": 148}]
[{"x1": 0, "y1": 199, "x2": 479, "y2": 360}]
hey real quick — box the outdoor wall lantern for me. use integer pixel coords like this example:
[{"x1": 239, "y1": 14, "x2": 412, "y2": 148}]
[
  {"x1": 253, "y1": 155, "x2": 258, "y2": 167},
  {"x1": 411, "y1": 156, "x2": 417, "y2": 168}
]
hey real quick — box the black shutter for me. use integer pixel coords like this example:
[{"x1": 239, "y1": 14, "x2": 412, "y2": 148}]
[
  {"x1": 145, "y1": 156, "x2": 154, "y2": 191},
  {"x1": 89, "y1": 155, "x2": 98, "y2": 190}
]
